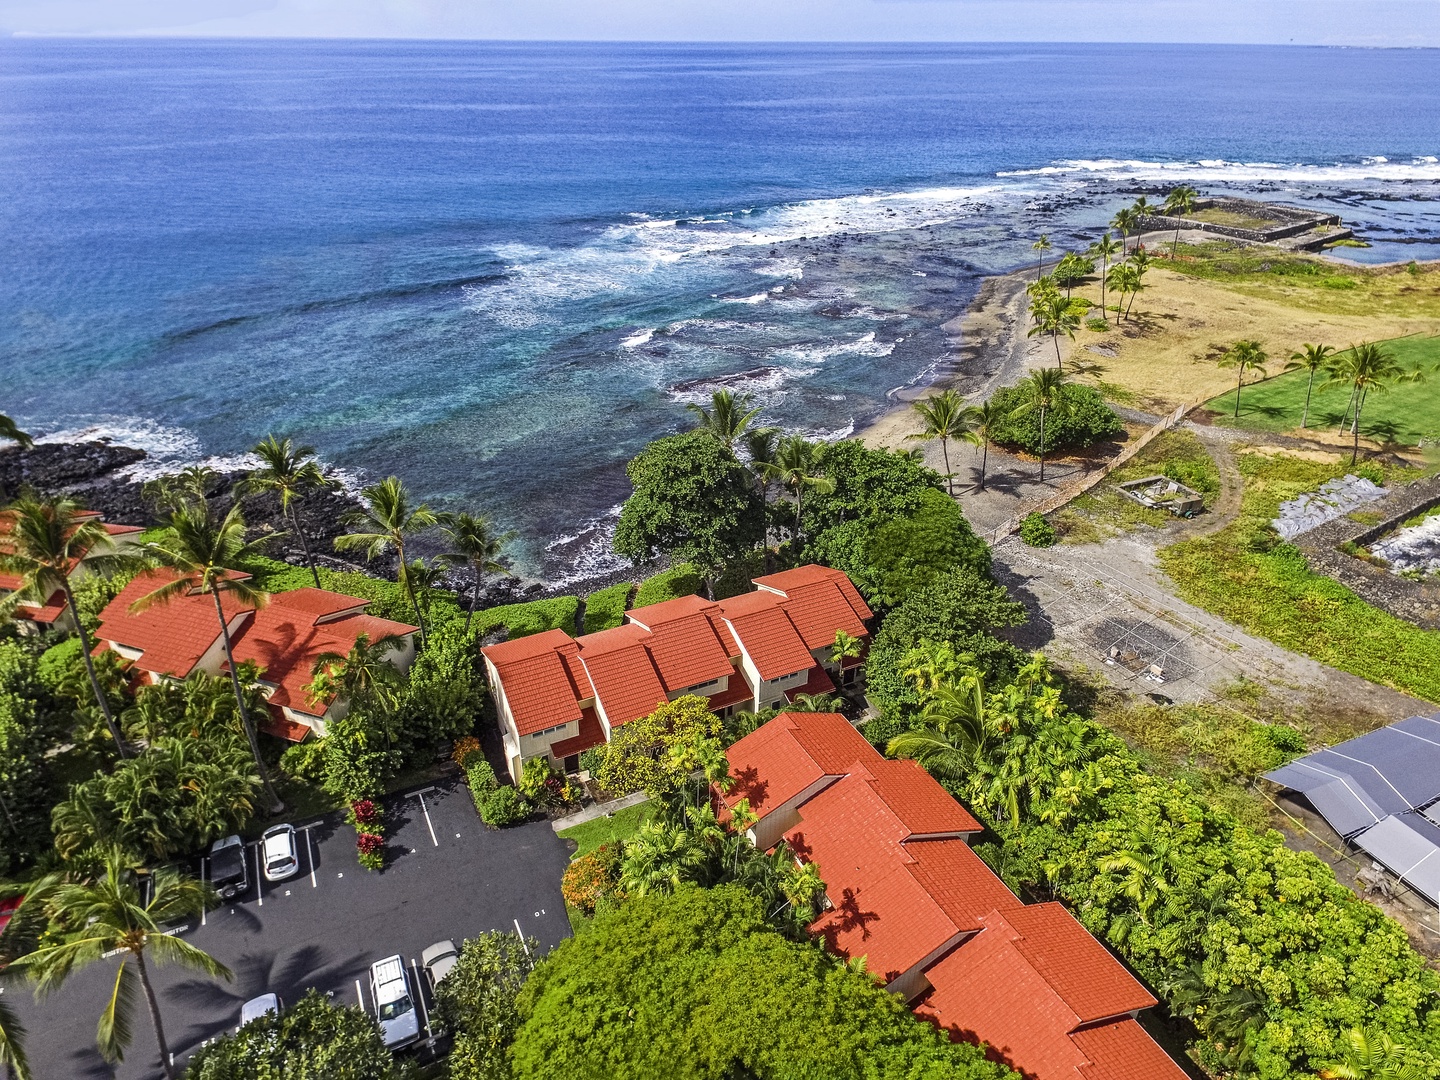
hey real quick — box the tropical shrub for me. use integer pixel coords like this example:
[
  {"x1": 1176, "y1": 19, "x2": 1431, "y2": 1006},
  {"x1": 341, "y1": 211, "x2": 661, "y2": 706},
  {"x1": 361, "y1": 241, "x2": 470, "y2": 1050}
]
[
  {"x1": 582, "y1": 582, "x2": 632, "y2": 634},
  {"x1": 355, "y1": 830, "x2": 385, "y2": 871},
  {"x1": 801, "y1": 439, "x2": 945, "y2": 537},
  {"x1": 467, "y1": 759, "x2": 499, "y2": 799},
  {"x1": 561, "y1": 844, "x2": 623, "y2": 915},
  {"x1": 517, "y1": 756, "x2": 555, "y2": 802},
  {"x1": 810, "y1": 487, "x2": 990, "y2": 609},
  {"x1": 479, "y1": 785, "x2": 531, "y2": 827},
  {"x1": 348, "y1": 798, "x2": 382, "y2": 830},
  {"x1": 472, "y1": 597, "x2": 578, "y2": 642},
  {"x1": 184, "y1": 988, "x2": 403, "y2": 1079},
  {"x1": 633, "y1": 563, "x2": 702, "y2": 609},
  {"x1": 577, "y1": 746, "x2": 606, "y2": 776},
  {"x1": 987, "y1": 382, "x2": 1124, "y2": 454},
  {"x1": 595, "y1": 695, "x2": 722, "y2": 799},
  {"x1": 434, "y1": 931, "x2": 537, "y2": 1080},
  {"x1": 320, "y1": 714, "x2": 397, "y2": 803},
  {"x1": 279, "y1": 739, "x2": 327, "y2": 783},
  {"x1": 452, "y1": 735, "x2": 484, "y2": 768},
  {"x1": 863, "y1": 567, "x2": 1027, "y2": 729},
  {"x1": 1018, "y1": 512, "x2": 1057, "y2": 547},
  {"x1": 510, "y1": 885, "x2": 1011, "y2": 1080},
  {"x1": 397, "y1": 620, "x2": 485, "y2": 751}
]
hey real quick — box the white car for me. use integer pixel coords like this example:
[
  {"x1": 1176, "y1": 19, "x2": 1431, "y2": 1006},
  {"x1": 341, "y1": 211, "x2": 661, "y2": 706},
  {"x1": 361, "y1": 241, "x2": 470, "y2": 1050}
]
[
  {"x1": 369, "y1": 955, "x2": 420, "y2": 1049},
  {"x1": 421, "y1": 939, "x2": 459, "y2": 990},
  {"x1": 239, "y1": 993, "x2": 282, "y2": 1029},
  {"x1": 261, "y1": 824, "x2": 299, "y2": 882}
]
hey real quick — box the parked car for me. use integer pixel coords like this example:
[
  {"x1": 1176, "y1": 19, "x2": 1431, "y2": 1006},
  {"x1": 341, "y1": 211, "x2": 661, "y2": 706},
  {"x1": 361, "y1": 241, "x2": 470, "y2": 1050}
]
[
  {"x1": 421, "y1": 940, "x2": 459, "y2": 991},
  {"x1": 369, "y1": 955, "x2": 420, "y2": 1049},
  {"x1": 239, "y1": 993, "x2": 282, "y2": 1029},
  {"x1": 261, "y1": 824, "x2": 299, "y2": 882},
  {"x1": 209, "y1": 835, "x2": 248, "y2": 900}
]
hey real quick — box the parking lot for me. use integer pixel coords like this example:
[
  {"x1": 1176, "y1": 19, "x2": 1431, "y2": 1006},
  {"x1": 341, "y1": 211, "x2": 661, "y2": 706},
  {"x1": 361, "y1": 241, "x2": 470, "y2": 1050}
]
[{"x1": 9, "y1": 778, "x2": 572, "y2": 1080}]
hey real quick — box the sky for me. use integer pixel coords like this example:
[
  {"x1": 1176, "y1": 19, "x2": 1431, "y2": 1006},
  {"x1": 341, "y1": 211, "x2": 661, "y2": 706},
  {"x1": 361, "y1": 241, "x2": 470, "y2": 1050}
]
[{"x1": 3, "y1": 0, "x2": 1440, "y2": 46}]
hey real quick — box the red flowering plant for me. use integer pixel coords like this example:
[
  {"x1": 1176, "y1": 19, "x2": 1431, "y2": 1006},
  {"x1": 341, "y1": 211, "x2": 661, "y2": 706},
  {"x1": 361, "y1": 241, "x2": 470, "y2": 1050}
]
[
  {"x1": 349, "y1": 799, "x2": 383, "y2": 831},
  {"x1": 356, "y1": 830, "x2": 385, "y2": 871}
]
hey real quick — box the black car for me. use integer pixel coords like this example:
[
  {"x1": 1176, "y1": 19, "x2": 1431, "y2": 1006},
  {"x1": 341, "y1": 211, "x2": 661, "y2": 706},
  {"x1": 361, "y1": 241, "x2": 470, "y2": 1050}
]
[{"x1": 209, "y1": 835, "x2": 249, "y2": 900}]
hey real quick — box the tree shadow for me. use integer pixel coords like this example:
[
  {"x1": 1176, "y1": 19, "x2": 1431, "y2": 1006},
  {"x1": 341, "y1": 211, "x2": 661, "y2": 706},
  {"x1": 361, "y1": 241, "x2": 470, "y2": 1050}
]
[{"x1": 987, "y1": 563, "x2": 1054, "y2": 652}]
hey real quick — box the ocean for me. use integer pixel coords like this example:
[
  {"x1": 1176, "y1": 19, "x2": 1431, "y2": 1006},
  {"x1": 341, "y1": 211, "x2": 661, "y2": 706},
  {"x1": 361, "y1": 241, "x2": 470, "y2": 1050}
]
[{"x1": 4, "y1": 39, "x2": 1440, "y2": 583}]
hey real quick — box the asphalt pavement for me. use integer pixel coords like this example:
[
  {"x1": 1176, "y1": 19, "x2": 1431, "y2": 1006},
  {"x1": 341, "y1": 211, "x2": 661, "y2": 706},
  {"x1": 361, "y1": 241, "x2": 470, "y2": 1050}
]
[{"x1": 8, "y1": 777, "x2": 572, "y2": 1080}]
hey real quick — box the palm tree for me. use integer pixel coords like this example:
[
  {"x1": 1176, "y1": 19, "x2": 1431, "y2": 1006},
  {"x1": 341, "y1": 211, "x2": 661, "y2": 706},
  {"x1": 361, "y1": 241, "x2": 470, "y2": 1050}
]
[
  {"x1": 1320, "y1": 1026, "x2": 1424, "y2": 1080},
  {"x1": 402, "y1": 557, "x2": 446, "y2": 641},
  {"x1": 907, "y1": 390, "x2": 981, "y2": 496},
  {"x1": 1324, "y1": 342, "x2": 1410, "y2": 464},
  {"x1": 1031, "y1": 234, "x2": 1052, "y2": 279},
  {"x1": 764, "y1": 435, "x2": 835, "y2": 545},
  {"x1": 235, "y1": 435, "x2": 332, "y2": 588},
  {"x1": 1130, "y1": 195, "x2": 1154, "y2": 224},
  {"x1": 742, "y1": 425, "x2": 780, "y2": 502},
  {"x1": 1163, "y1": 185, "x2": 1199, "y2": 258},
  {"x1": 0, "y1": 417, "x2": 32, "y2": 452},
  {"x1": 1088, "y1": 232, "x2": 1122, "y2": 324},
  {"x1": 1010, "y1": 368, "x2": 1074, "y2": 482},
  {"x1": 142, "y1": 465, "x2": 221, "y2": 520},
  {"x1": 13, "y1": 857, "x2": 229, "y2": 1080},
  {"x1": 0, "y1": 494, "x2": 139, "y2": 757},
  {"x1": 308, "y1": 632, "x2": 407, "y2": 720},
  {"x1": 887, "y1": 671, "x2": 988, "y2": 784},
  {"x1": 438, "y1": 512, "x2": 512, "y2": 631},
  {"x1": 1028, "y1": 292, "x2": 1083, "y2": 368},
  {"x1": 831, "y1": 629, "x2": 862, "y2": 668},
  {"x1": 971, "y1": 400, "x2": 1004, "y2": 491},
  {"x1": 1283, "y1": 343, "x2": 1336, "y2": 429},
  {"x1": 1111, "y1": 207, "x2": 1137, "y2": 255},
  {"x1": 1217, "y1": 340, "x2": 1269, "y2": 420},
  {"x1": 333, "y1": 477, "x2": 437, "y2": 631},
  {"x1": 686, "y1": 390, "x2": 763, "y2": 452},
  {"x1": 133, "y1": 505, "x2": 283, "y2": 813}
]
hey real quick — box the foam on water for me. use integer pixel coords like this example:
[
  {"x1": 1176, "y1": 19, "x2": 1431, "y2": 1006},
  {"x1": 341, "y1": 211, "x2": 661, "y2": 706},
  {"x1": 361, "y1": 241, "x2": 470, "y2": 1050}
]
[{"x1": 999, "y1": 157, "x2": 1440, "y2": 184}]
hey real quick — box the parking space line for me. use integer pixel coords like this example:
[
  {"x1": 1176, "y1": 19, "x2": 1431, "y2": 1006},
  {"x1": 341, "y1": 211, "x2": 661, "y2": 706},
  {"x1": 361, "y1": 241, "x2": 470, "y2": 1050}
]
[
  {"x1": 514, "y1": 919, "x2": 529, "y2": 954},
  {"x1": 414, "y1": 791, "x2": 439, "y2": 848},
  {"x1": 410, "y1": 957, "x2": 431, "y2": 1039},
  {"x1": 199, "y1": 857, "x2": 207, "y2": 926},
  {"x1": 304, "y1": 829, "x2": 318, "y2": 888},
  {"x1": 252, "y1": 844, "x2": 263, "y2": 907}
]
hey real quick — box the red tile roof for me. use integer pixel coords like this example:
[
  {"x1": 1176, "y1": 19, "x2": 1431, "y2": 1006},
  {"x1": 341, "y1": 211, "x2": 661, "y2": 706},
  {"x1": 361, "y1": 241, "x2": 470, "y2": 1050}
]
[
  {"x1": 917, "y1": 905, "x2": 1177, "y2": 1080},
  {"x1": 551, "y1": 708, "x2": 607, "y2": 759},
  {"x1": 232, "y1": 594, "x2": 416, "y2": 717},
  {"x1": 721, "y1": 711, "x2": 873, "y2": 820},
  {"x1": 624, "y1": 594, "x2": 715, "y2": 628},
  {"x1": 98, "y1": 569, "x2": 255, "y2": 678},
  {"x1": 718, "y1": 593, "x2": 816, "y2": 680},
  {"x1": 640, "y1": 612, "x2": 736, "y2": 691},
  {"x1": 865, "y1": 758, "x2": 982, "y2": 836},
  {"x1": 784, "y1": 665, "x2": 835, "y2": 702},
  {"x1": 483, "y1": 629, "x2": 589, "y2": 736},
  {"x1": 754, "y1": 563, "x2": 873, "y2": 619},
  {"x1": 578, "y1": 625, "x2": 670, "y2": 729}
]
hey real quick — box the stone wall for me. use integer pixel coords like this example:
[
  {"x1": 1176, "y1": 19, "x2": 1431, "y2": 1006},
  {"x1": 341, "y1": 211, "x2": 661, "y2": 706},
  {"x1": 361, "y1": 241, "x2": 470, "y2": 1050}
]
[
  {"x1": 1292, "y1": 473, "x2": 1440, "y2": 629},
  {"x1": 1138, "y1": 197, "x2": 1342, "y2": 245}
]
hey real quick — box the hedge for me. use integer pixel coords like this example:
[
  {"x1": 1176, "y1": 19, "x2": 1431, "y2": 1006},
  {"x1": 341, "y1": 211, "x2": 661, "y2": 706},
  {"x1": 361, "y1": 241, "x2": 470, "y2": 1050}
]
[
  {"x1": 633, "y1": 564, "x2": 702, "y2": 609},
  {"x1": 582, "y1": 582, "x2": 633, "y2": 634},
  {"x1": 472, "y1": 597, "x2": 579, "y2": 641}
]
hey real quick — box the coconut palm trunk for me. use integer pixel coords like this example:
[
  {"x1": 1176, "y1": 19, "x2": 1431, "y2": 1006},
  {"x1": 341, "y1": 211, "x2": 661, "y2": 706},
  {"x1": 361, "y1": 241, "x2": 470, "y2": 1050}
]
[
  {"x1": 288, "y1": 504, "x2": 321, "y2": 589},
  {"x1": 59, "y1": 577, "x2": 126, "y2": 757},
  {"x1": 1302, "y1": 370, "x2": 1317, "y2": 428},
  {"x1": 1233, "y1": 370, "x2": 1244, "y2": 419},
  {"x1": 939, "y1": 436, "x2": 952, "y2": 496},
  {"x1": 209, "y1": 588, "x2": 281, "y2": 813},
  {"x1": 133, "y1": 952, "x2": 174, "y2": 1080},
  {"x1": 1038, "y1": 407, "x2": 1048, "y2": 482},
  {"x1": 979, "y1": 437, "x2": 989, "y2": 490}
]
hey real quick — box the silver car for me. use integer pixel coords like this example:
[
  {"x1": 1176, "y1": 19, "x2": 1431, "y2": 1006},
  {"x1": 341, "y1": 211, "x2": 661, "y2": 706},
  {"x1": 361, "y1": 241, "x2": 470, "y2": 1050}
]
[
  {"x1": 369, "y1": 955, "x2": 420, "y2": 1049},
  {"x1": 261, "y1": 824, "x2": 299, "y2": 883},
  {"x1": 421, "y1": 939, "x2": 459, "y2": 991}
]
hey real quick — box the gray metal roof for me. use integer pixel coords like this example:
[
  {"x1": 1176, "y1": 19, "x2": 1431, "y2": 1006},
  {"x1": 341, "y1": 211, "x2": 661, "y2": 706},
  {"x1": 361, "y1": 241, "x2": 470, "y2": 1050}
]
[
  {"x1": 1263, "y1": 714, "x2": 1440, "y2": 838},
  {"x1": 1353, "y1": 813, "x2": 1440, "y2": 905}
]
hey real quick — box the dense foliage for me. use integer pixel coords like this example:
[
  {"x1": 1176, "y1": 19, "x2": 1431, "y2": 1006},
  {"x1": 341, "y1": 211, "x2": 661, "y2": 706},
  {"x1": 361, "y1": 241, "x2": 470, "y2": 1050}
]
[
  {"x1": 810, "y1": 487, "x2": 990, "y2": 609},
  {"x1": 632, "y1": 563, "x2": 702, "y2": 608},
  {"x1": 471, "y1": 596, "x2": 578, "y2": 641},
  {"x1": 581, "y1": 581, "x2": 632, "y2": 633},
  {"x1": 434, "y1": 931, "x2": 536, "y2": 1080},
  {"x1": 184, "y1": 989, "x2": 403, "y2": 1080},
  {"x1": 800, "y1": 440, "x2": 945, "y2": 537},
  {"x1": 889, "y1": 657, "x2": 1440, "y2": 1079},
  {"x1": 863, "y1": 567, "x2": 1027, "y2": 735},
  {"x1": 1018, "y1": 512, "x2": 1057, "y2": 547},
  {"x1": 987, "y1": 382, "x2": 1124, "y2": 454},
  {"x1": 0, "y1": 639, "x2": 69, "y2": 872},
  {"x1": 511, "y1": 885, "x2": 1013, "y2": 1080},
  {"x1": 593, "y1": 695, "x2": 722, "y2": 798},
  {"x1": 613, "y1": 433, "x2": 765, "y2": 573}
]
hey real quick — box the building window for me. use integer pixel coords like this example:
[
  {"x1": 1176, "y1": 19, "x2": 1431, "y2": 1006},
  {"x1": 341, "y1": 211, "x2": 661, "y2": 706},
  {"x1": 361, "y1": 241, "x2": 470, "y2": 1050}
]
[{"x1": 529, "y1": 722, "x2": 569, "y2": 740}]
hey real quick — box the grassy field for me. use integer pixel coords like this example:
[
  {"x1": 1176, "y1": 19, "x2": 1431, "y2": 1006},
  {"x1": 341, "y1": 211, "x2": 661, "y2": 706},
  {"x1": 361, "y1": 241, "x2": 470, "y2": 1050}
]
[
  {"x1": 1203, "y1": 334, "x2": 1440, "y2": 446},
  {"x1": 1158, "y1": 450, "x2": 1440, "y2": 703},
  {"x1": 1185, "y1": 207, "x2": 1278, "y2": 230},
  {"x1": 556, "y1": 799, "x2": 653, "y2": 860},
  {"x1": 1052, "y1": 430, "x2": 1220, "y2": 543}
]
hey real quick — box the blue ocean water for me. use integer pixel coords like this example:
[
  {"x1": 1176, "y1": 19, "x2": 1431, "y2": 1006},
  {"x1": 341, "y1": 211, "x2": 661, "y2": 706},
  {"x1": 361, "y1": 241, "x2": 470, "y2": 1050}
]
[{"x1": 4, "y1": 40, "x2": 1440, "y2": 581}]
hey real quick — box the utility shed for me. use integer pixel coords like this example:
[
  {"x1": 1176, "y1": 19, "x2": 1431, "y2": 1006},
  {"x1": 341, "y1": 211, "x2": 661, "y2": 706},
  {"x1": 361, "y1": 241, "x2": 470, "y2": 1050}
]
[{"x1": 1265, "y1": 714, "x2": 1440, "y2": 904}]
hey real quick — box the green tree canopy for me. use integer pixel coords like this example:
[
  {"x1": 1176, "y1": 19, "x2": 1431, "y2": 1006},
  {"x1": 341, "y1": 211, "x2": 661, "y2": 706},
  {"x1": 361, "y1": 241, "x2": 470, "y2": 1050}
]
[
  {"x1": 594, "y1": 695, "x2": 723, "y2": 799},
  {"x1": 434, "y1": 932, "x2": 537, "y2": 1080},
  {"x1": 510, "y1": 885, "x2": 1012, "y2": 1080},
  {"x1": 183, "y1": 988, "x2": 403, "y2": 1080},
  {"x1": 613, "y1": 432, "x2": 765, "y2": 574},
  {"x1": 800, "y1": 440, "x2": 944, "y2": 537}
]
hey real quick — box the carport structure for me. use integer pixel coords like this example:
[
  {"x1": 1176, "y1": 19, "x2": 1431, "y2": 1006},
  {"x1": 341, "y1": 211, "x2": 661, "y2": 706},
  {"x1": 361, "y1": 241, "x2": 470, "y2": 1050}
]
[{"x1": 1265, "y1": 714, "x2": 1440, "y2": 904}]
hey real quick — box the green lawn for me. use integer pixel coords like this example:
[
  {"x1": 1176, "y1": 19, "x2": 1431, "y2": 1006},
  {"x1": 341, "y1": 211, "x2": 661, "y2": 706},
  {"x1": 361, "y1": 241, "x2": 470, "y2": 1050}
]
[
  {"x1": 1205, "y1": 335, "x2": 1440, "y2": 446},
  {"x1": 556, "y1": 799, "x2": 654, "y2": 860}
]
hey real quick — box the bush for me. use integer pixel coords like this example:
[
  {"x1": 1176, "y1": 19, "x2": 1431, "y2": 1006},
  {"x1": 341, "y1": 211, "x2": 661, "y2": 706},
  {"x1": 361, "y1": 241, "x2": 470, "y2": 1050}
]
[
  {"x1": 578, "y1": 747, "x2": 606, "y2": 776},
  {"x1": 1354, "y1": 461, "x2": 1385, "y2": 485},
  {"x1": 349, "y1": 798, "x2": 382, "y2": 830},
  {"x1": 988, "y1": 382, "x2": 1124, "y2": 454},
  {"x1": 582, "y1": 582, "x2": 633, "y2": 634},
  {"x1": 398, "y1": 620, "x2": 486, "y2": 752},
  {"x1": 472, "y1": 597, "x2": 579, "y2": 641},
  {"x1": 801, "y1": 440, "x2": 945, "y2": 537},
  {"x1": 453, "y1": 735, "x2": 484, "y2": 768},
  {"x1": 561, "y1": 844, "x2": 623, "y2": 915},
  {"x1": 433, "y1": 932, "x2": 537, "y2": 1080},
  {"x1": 467, "y1": 759, "x2": 499, "y2": 798},
  {"x1": 517, "y1": 756, "x2": 554, "y2": 802},
  {"x1": 480, "y1": 785, "x2": 531, "y2": 827},
  {"x1": 356, "y1": 830, "x2": 385, "y2": 871},
  {"x1": 810, "y1": 487, "x2": 990, "y2": 610},
  {"x1": 1018, "y1": 512, "x2": 1057, "y2": 547},
  {"x1": 633, "y1": 564, "x2": 702, "y2": 609},
  {"x1": 280, "y1": 739, "x2": 327, "y2": 783}
]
